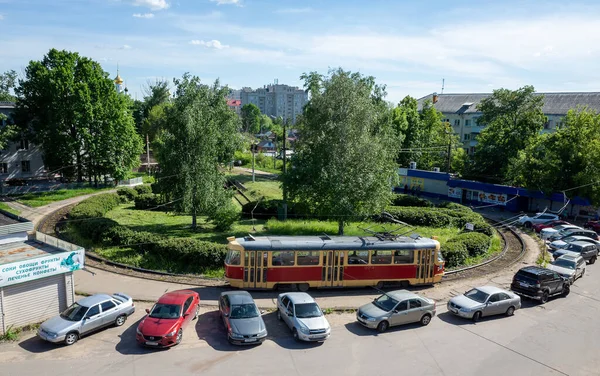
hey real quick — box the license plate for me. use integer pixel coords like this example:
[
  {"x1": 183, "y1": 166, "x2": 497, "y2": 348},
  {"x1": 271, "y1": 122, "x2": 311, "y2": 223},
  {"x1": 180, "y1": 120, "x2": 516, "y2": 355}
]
[
  {"x1": 450, "y1": 308, "x2": 458, "y2": 314},
  {"x1": 145, "y1": 341, "x2": 158, "y2": 346},
  {"x1": 519, "y1": 282, "x2": 529, "y2": 287},
  {"x1": 245, "y1": 338, "x2": 257, "y2": 343},
  {"x1": 357, "y1": 317, "x2": 365, "y2": 323}
]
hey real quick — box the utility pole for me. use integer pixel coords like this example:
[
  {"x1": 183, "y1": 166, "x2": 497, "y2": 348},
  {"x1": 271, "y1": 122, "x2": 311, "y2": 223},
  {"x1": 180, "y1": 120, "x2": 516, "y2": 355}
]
[
  {"x1": 252, "y1": 143, "x2": 256, "y2": 183},
  {"x1": 282, "y1": 120, "x2": 288, "y2": 220},
  {"x1": 146, "y1": 133, "x2": 151, "y2": 174},
  {"x1": 446, "y1": 133, "x2": 452, "y2": 173}
]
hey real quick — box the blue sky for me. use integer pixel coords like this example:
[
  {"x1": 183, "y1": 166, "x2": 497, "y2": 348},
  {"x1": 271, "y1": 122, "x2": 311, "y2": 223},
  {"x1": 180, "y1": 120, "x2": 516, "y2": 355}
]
[{"x1": 2, "y1": 0, "x2": 600, "y2": 103}]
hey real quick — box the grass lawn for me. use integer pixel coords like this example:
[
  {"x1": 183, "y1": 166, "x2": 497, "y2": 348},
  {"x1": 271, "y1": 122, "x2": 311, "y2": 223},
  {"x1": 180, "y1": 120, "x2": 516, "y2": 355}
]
[
  {"x1": 0, "y1": 202, "x2": 20, "y2": 216},
  {"x1": 226, "y1": 173, "x2": 282, "y2": 201},
  {"x1": 16, "y1": 187, "x2": 113, "y2": 207}
]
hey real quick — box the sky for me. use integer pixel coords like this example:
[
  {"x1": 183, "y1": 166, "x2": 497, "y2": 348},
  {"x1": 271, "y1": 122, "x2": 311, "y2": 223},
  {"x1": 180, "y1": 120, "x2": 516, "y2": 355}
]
[{"x1": 2, "y1": 0, "x2": 600, "y2": 103}]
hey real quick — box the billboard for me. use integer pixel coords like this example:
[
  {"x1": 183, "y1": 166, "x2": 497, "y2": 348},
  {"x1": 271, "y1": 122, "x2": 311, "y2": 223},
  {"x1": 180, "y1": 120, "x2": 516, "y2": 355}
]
[
  {"x1": 477, "y1": 192, "x2": 507, "y2": 206},
  {"x1": 0, "y1": 250, "x2": 85, "y2": 287}
]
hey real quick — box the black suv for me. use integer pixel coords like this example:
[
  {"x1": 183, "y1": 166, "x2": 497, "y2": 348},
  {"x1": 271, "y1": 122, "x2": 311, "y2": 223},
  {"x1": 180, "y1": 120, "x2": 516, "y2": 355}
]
[{"x1": 510, "y1": 266, "x2": 570, "y2": 304}]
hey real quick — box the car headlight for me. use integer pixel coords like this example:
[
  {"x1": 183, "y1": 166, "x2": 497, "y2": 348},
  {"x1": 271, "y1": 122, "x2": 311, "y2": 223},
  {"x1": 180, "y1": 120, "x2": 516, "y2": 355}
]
[
  {"x1": 136, "y1": 327, "x2": 143, "y2": 336},
  {"x1": 366, "y1": 317, "x2": 377, "y2": 322},
  {"x1": 230, "y1": 331, "x2": 244, "y2": 339},
  {"x1": 297, "y1": 325, "x2": 310, "y2": 334},
  {"x1": 165, "y1": 330, "x2": 177, "y2": 337},
  {"x1": 459, "y1": 307, "x2": 471, "y2": 312}
]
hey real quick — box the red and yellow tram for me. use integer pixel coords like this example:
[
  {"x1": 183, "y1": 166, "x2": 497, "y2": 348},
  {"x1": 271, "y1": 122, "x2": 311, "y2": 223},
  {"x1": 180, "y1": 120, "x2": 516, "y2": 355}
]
[{"x1": 224, "y1": 235, "x2": 445, "y2": 290}]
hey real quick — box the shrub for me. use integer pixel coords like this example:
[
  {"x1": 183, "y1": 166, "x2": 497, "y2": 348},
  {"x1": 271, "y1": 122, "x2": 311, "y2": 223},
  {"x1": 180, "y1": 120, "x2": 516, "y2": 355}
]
[
  {"x1": 452, "y1": 232, "x2": 490, "y2": 257},
  {"x1": 134, "y1": 184, "x2": 153, "y2": 195},
  {"x1": 117, "y1": 187, "x2": 138, "y2": 202},
  {"x1": 79, "y1": 218, "x2": 119, "y2": 243},
  {"x1": 385, "y1": 207, "x2": 454, "y2": 227},
  {"x1": 241, "y1": 200, "x2": 280, "y2": 219},
  {"x1": 392, "y1": 194, "x2": 433, "y2": 207},
  {"x1": 437, "y1": 201, "x2": 472, "y2": 211},
  {"x1": 441, "y1": 240, "x2": 469, "y2": 268},
  {"x1": 70, "y1": 193, "x2": 121, "y2": 220},
  {"x1": 211, "y1": 203, "x2": 240, "y2": 232},
  {"x1": 134, "y1": 193, "x2": 164, "y2": 210},
  {"x1": 148, "y1": 238, "x2": 228, "y2": 272}
]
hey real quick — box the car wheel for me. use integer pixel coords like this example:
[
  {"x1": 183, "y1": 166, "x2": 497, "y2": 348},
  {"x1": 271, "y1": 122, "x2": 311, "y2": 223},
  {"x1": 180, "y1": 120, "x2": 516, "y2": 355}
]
[
  {"x1": 562, "y1": 284, "x2": 570, "y2": 297},
  {"x1": 420, "y1": 314, "x2": 432, "y2": 326},
  {"x1": 472, "y1": 311, "x2": 482, "y2": 322},
  {"x1": 115, "y1": 314, "x2": 127, "y2": 327},
  {"x1": 377, "y1": 320, "x2": 389, "y2": 333},
  {"x1": 375, "y1": 281, "x2": 384, "y2": 290},
  {"x1": 505, "y1": 306, "x2": 515, "y2": 317},
  {"x1": 540, "y1": 291, "x2": 549, "y2": 304},
  {"x1": 292, "y1": 328, "x2": 300, "y2": 342},
  {"x1": 590, "y1": 256, "x2": 597, "y2": 265},
  {"x1": 64, "y1": 332, "x2": 79, "y2": 346},
  {"x1": 298, "y1": 283, "x2": 309, "y2": 292},
  {"x1": 175, "y1": 329, "x2": 183, "y2": 345},
  {"x1": 277, "y1": 310, "x2": 282, "y2": 321},
  {"x1": 193, "y1": 306, "x2": 200, "y2": 320}
]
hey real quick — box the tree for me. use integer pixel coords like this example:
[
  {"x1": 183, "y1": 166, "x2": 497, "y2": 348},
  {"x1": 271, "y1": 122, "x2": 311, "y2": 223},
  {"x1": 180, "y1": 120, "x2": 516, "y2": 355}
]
[
  {"x1": 156, "y1": 73, "x2": 239, "y2": 229},
  {"x1": 508, "y1": 108, "x2": 600, "y2": 205},
  {"x1": 16, "y1": 48, "x2": 143, "y2": 182},
  {"x1": 142, "y1": 79, "x2": 171, "y2": 118},
  {"x1": 393, "y1": 96, "x2": 457, "y2": 172},
  {"x1": 241, "y1": 103, "x2": 261, "y2": 134},
  {"x1": 467, "y1": 86, "x2": 546, "y2": 183},
  {"x1": 0, "y1": 70, "x2": 17, "y2": 101},
  {"x1": 282, "y1": 68, "x2": 399, "y2": 235}
]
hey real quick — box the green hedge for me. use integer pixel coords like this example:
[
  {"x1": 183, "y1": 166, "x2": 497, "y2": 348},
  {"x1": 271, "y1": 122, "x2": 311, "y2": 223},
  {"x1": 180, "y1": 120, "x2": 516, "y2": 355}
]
[
  {"x1": 392, "y1": 194, "x2": 433, "y2": 207},
  {"x1": 437, "y1": 201, "x2": 472, "y2": 212},
  {"x1": 441, "y1": 240, "x2": 469, "y2": 268},
  {"x1": 385, "y1": 206, "x2": 493, "y2": 236},
  {"x1": 134, "y1": 193, "x2": 165, "y2": 210},
  {"x1": 134, "y1": 184, "x2": 153, "y2": 195},
  {"x1": 70, "y1": 193, "x2": 121, "y2": 220},
  {"x1": 117, "y1": 187, "x2": 138, "y2": 202},
  {"x1": 452, "y1": 232, "x2": 490, "y2": 257}
]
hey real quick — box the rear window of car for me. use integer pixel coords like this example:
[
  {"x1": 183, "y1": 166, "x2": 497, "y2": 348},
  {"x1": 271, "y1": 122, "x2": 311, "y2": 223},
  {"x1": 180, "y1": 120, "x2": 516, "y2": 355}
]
[{"x1": 515, "y1": 271, "x2": 539, "y2": 283}]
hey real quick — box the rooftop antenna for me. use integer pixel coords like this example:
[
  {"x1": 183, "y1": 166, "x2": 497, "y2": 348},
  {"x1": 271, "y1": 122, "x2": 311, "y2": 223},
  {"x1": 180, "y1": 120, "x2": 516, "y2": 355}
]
[{"x1": 441, "y1": 78, "x2": 445, "y2": 94}]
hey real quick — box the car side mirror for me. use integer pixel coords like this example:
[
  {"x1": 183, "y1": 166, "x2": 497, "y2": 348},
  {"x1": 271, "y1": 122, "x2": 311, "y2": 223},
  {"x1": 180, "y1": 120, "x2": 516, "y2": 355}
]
[
  {"x1": 84, "y1": 316, "x2": 91, "y2": 320},
  {"x1": 260, "y1": 310, "x2": 265, "y2": 315},
  {"x1": 183, "y1": 313, "x2": 189, "y2": 318},
  {"x1": 145, "y1": 308, "x2": 150, "y2": 314},
  {"x1": 393, "y1": 309, "x2": 399, "y2": 313}
]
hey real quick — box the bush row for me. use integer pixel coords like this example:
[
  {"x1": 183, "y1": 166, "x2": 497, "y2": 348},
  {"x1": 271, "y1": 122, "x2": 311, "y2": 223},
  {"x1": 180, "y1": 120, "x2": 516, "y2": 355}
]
[
  {"x1": 441, "y1": 232, "x2": 492, "y2": 268},
  {"x1": 117, "y1": 187, "x2": 138, "y2": 202},
  {"x1": 392, "y1": 194, "x2": 434, "y2": 207},
  {"x1": 70, "y1": 193, "x2": 121, "y2": 220},
  {"x1": 134, "y1": 193, "x2": 165, "y2": 210},
  {"x1": 384, "y1": 206, "x2": 493, "y2": 236}
]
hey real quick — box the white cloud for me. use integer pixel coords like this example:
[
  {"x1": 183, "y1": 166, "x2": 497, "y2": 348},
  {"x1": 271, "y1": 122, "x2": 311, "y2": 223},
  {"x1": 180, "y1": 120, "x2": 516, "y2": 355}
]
[
  {"x1": 120, "y1": 44, "x2": 132, "y2": 49},
  {"x1": 209, "y1": 0, "x2": 241, "y2": 6},
  {"x1": 274, "y1": 8, "x2": 312, "y2": 14},
  {"x1": 189, "y1": 39, "x2": 229, "y2": 49},
  {"x1": 133, "y1": 13, "x2": 154, "y2": 18},
  {"x1": 132, "y1": 0, "x2": 169, "y2": 10}
]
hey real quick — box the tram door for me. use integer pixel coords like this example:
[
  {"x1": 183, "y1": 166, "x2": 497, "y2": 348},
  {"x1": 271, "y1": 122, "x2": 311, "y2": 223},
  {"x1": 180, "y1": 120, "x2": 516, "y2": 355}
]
[
  {"x1": 415, "y1": 249, "x2": 435, "y2": 285},
  {"x1": 323, "y1": 251, "x2": 344, "y2": 287},
  {"x1": 243, "y1": 251, "x2": 269, "y2": 289}
]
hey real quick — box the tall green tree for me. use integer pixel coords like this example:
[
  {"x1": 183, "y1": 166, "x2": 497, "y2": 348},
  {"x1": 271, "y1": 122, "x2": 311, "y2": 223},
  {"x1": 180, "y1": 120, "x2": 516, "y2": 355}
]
[
  {"x1": 467, "y1": 85, "x2": 546, "y2": 183},
  {"x1": 241, "y1": 103, "x2": 261, "y2": 134},
  {"x1": 393, "y1": 96, "x2": 456, "y2": 172},
  {"x1": 508, "y1": 108, "x2": 600, "y2": 205},
  {"x1": 0, "y1": 70, "x2": 17, "y2": 101},
  {"x1": 282, "y1": 68, "x2": 399, "y2": 235},
  {"x1": 156, "y1": 74, "x2": 239, "y2": 228},
  {"x1": 16, "y1": 48, "x2": 143, "y2": 182}
]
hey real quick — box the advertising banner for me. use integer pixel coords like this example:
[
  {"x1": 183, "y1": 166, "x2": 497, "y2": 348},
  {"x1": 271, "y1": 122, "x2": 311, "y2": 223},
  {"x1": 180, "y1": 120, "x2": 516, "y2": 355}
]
[
  {"x1": 0, "y1": 249, "x2": 85, "y2": 287},
  {"x1": 448, "y1": 187, "x2": 462, "y2": 198},
  {"x1": 477, "y1": 192, "x2": 507, "y2": 206}
]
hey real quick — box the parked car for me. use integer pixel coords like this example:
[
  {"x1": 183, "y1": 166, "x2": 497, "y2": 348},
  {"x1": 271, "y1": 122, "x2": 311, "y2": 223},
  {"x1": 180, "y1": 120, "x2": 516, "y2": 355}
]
[
  {"x1": 540, "y1": 224, "x2": 580, "y2": 240},
  {"x1": 219, "y1": 291, "x2": 267, "y2": 345},
  {"x1": 548, "y1": 228, "x2": 599, "y2": 243},
  {"x1": 546, "y1": 254, "x2": 586, "y2": 284},
  {"x1": 584, "y1": 220, "x2": 600, "y2": 232},
  {"x1": 532, "y1": 220, "x2": 570, "y2": 233},
  {"x1": 447, "y1": 286, "x2": 521, "y2": 322},
  {"x1": 547, "y1": 235, "x2": 600, "y2": 253},
  {"x1": 518, "y1": 213, "x2": 559, "y2": 228},
  {"x1": 510, "y1": 266, "x2": 570, "y2": 304},
  {"x1": 356, "y1": 290, "x2": 436, "y2": 332},
  {"x1": 552, "y1": 241, "x2": 598, "y2": 264},
  {"x1": 136, "y1": 290, "x2": 200, "y2": 348},
  {"x1": 277, "y1": 292, "x2": 330, "y2": 342},
  {"x1": 38, "y1": 293, "x2": 135, "y2": 346}
]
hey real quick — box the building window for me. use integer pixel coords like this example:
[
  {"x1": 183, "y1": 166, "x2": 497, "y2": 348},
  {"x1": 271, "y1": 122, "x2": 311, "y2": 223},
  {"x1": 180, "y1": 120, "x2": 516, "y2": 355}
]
[
  {"x1": 0, "y1": 163, "x2": 7, "y2": 174},
  {"x1": 544, "y1": 121, "x2": 552, "y2": 130},
  {"x1": 465, "y1": 119, "x2": 471, "y2": 127},
  {"x1": 18, "y1": 139, "x2": 29, "y2": 151},
  {"x1": 454, "y1": 119, "x2": 460, "y2": 127},
  {"x1": 464, "y1": 134, "x2": 471, "y2": 141},
  {"x1": 443, "y1": 118, "x2": 450, "y2": 124},
  {"x1": 470, "y1": 147, "x2": 476, "y2": 155},
  {"x1": 21, "y1": 160, "x2": 30, "y2": 173}
]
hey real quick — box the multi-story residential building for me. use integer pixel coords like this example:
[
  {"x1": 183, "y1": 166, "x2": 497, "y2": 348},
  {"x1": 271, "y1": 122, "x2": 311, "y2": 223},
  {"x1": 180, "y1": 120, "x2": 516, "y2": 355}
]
[
  {"x1": 240, "y1": 83, "x2": 308, "y2": 124},
  {"x1": 417, "y1": 92, "x2": 600, "y2": 155}
]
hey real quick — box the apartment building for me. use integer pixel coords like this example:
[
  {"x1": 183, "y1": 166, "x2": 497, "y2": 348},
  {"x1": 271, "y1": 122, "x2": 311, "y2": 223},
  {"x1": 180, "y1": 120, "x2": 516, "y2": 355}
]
[
  {"x1": 240, "y1": 83, "x2": 308, "y2": 124},
  {"x1": 417, "y1": 92, "x2": 600, "y2": 155}
]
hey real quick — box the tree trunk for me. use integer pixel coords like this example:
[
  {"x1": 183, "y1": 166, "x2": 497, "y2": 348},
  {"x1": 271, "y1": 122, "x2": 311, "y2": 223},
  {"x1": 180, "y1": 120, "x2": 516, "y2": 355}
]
[
  {"x1": 192, "y1": 209, "x2": 197, "y2": 229},
  {"x1": 338, "y1": 220, "x2": 344, "y2": 236},
  {"x1": 76, "y1": 152, "x2": 83, "y2": 182}
]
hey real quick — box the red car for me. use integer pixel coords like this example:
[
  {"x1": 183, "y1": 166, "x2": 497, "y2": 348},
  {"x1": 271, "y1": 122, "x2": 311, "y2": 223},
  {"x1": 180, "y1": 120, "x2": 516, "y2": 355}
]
[
  {"x1": 136, "y1": 290, "x2": 200, "y2": 348},
  {"x1": 532, "y1": 220, "x2": 570, "y2": 233},
  {"x1": 584, "y1": 220, "x2": 600, "y2": 232}
]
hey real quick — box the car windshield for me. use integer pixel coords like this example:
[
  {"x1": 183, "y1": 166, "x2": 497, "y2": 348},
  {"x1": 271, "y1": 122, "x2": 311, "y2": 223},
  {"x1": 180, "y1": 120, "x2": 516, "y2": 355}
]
[
  {"x1": 562, "y1": 236, "x2": 576, "y2": 243},
  {"x1": 60, "y1": 303, "x2": 89, "y2": 322},
  {"x1": 565, "y1": 244, "x2": 582, "y2": 253},
  {"x1": 554, "y1": 225, "x2": 568, "y2": 231},
  {"x1": 552, "y1": 259, "x2": 576, "y2": 269},
  {"x1": 372, "y1": 294, "x2": 399, "y2": 312},
  {"x1": 294, "y1": 303, "x2": 322, "y2": 318},
  {"x1": 230, "y1": 303, "x2": 259, "y2": 319},
  {"x1": 464, "y1": 289, "x2": 489, "y2": 303},
  {"x1": 148, "y1": 304, "x2": 181, "y2": 319}
]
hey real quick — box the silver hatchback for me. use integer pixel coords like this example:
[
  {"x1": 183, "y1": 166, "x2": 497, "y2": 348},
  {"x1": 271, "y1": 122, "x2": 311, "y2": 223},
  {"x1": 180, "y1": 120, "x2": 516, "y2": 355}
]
[
  {"x1": 356, "y1": 290, "x2": 437, "y2": 332},
  {"x1": 448, "y1": 286, "x2": 521, "y2": 322}
]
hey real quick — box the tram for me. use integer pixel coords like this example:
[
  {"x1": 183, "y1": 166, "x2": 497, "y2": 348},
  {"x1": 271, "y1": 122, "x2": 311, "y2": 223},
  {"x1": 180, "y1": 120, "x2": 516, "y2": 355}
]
[{"x1": 224, "y1": 234, "x2": 445, "y2": 290}]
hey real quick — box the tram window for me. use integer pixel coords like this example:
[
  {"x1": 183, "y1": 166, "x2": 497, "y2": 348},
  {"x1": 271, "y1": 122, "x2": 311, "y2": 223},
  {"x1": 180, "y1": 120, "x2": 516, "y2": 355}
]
[
  {"x1": 394, "y1": 250, "x2": 414, "y2": 264},
  {"x1": 297, "y1": 251, "x2": 320, "y2": 266},
  {"x1": 225, "y1": 250, "x2": 241, "y2": 265},
  {"x1": 272, "y1": 251, "x2": 295, "y2": 266},
  {"x1": 437, "y1": 251, "x2": 445, "y2": 263},
  {"x1": 371, "y1": 250, "x2": 392, "y2": 264},
  {"x1": 348, "y1": 251, "x2": 369, "y2": 265}
]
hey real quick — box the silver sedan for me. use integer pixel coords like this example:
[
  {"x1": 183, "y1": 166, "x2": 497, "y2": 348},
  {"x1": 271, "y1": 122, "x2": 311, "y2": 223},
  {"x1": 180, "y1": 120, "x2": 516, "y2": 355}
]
[
  {"x1": 447, "y1": 286, "x2": 521, "y2": 322},
  {"x1": 38, "y1": 293, "x2": 135, "y2": 345},
  {"x1": 219, "y1": 291, "x2": 267, "y2": 345}
]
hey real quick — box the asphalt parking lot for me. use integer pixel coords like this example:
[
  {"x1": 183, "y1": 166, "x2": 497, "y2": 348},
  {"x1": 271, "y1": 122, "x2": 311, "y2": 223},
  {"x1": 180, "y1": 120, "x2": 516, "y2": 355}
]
[{"x1": 2, "y1": 267, "x2": 600, "y2": 376}]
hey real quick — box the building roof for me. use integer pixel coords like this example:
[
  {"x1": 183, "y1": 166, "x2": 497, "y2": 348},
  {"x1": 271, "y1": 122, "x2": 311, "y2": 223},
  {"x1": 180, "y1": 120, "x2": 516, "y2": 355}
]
[
  {"x1": 227, "y1": 99, "x2": 241, "y2": 106},
  {"x1": 233, "y1": 235, "x2": 438, "y2": 251},
  {"x1": 0, "y1": 240, "x2": 68, "y2": 266},
  {"x1": 417, "y1": 92, "x2": 600, "y2": 116}
]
